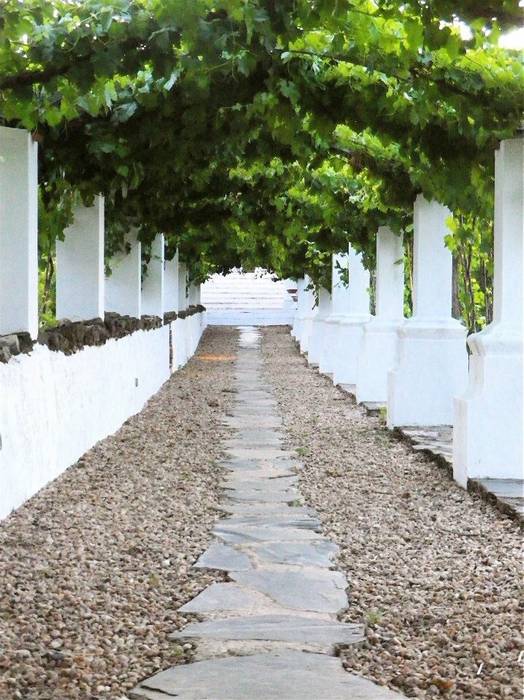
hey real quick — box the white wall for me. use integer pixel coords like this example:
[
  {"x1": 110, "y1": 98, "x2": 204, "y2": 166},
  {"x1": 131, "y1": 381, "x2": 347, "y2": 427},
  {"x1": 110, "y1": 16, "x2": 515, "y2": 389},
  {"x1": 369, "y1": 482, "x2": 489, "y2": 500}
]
[
  {"x1": 0, "y1": 326, "x2": 171, "y2": 519},
  {"x1": 201, "y1": 269, "x2": 296, "y2": 325}
]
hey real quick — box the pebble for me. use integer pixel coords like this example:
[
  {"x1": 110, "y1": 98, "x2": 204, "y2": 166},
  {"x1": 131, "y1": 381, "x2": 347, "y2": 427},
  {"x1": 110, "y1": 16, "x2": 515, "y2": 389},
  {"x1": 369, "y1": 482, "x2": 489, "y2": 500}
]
[
  {"x1": 0, "y1": 328, "x2": 237, "y2": 698},
  {"x1": 261, "y1": 327, "x2": 522, "y2": 700}
]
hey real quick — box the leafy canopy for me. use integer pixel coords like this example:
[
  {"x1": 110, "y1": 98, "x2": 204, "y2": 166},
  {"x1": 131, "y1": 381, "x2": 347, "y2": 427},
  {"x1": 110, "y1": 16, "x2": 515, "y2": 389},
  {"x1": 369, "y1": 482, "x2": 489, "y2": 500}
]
[{"x1": 0, "y1": 0, "x2": 522, "y2": 288}]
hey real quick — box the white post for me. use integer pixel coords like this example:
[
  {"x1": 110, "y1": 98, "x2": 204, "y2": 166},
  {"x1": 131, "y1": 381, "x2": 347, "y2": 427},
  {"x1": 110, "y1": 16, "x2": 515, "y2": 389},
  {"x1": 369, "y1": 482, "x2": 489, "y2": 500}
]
[
  {"x1": 105, "y1": 231, "x2": 141, "y2": 318},
  {"x1": 291, "y1": 278, "x2": 305, "y2": 340},
  {"x1": 319, "y1": 253, "x2": 348, "y2": 374},
  {"x1": 454, "y1": 137, "x2": 523, "y2": 485},
  {"x1": 56, "y1": 197, "x2": 104, "y2": 321},
  {"x1": 307, "y1": 286, "x2": 332, "y2": 367},
  {"x1": 0, "y1": 127, "x2": 38, "y2": 338},
  {"x1": 356, "y1": 227, "x2": 404, "y2": 404},
  {"x1": 387, "y1": 195, "x2": 468, "y2": 427},
  {"x1": 164, "y1": 249, "x2": 179, "y2": 314},
  {"x1": 178, "y1": 262, "x2": 188, "y2": 311},
  {"x1": 141, "y1": 233, "x2": 164, "y2": 318},
  {"x1": 299, "y1": 276, "x2": 317, "y2": 353},
  {"x1": 331, "y1": 245, "x2": 371, "y2": 390}
]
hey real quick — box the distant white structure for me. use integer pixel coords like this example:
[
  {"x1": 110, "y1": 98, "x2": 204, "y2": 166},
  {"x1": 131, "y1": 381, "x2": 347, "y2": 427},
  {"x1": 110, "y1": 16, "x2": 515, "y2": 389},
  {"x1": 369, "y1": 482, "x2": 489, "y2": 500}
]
[{"x1": 201, "y1": 269, "x2": 296, "y2": 325}]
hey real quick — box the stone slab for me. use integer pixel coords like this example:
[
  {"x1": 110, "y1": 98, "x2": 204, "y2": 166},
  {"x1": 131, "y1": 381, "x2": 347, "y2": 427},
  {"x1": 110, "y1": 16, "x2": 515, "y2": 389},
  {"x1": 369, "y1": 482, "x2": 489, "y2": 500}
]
[
  {"x1": 230, "y1": 568, "x2": 348, "y2": 614},
  {"x1": 170, "y1": 614, "x2": 364, "y2": 647},
  {"x1": 178, "y1": 582, "x2": 286, "y2": 615},
  {"x1": 130, "y1": 650, "x2": 404, "y2": 699},
  {"x1": 194, "y1": 543, "x2": 252, "y2": 572},
  {"x1": 213, "y1": 525, "x2": 323, "y2": 545},
  {"x1": 248, "y1": 540, "x2": 338, "y2": 567}
]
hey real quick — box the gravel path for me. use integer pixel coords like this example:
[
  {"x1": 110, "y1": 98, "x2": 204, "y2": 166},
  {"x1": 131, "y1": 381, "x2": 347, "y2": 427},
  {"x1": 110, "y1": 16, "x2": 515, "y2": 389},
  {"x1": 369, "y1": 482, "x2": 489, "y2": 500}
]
[
  {"x1": 0, "y1": 327, "x2": 238, "y2": 700},
  {"x1": 261, "y1": 327, "x2": 522, "y2": 700}
]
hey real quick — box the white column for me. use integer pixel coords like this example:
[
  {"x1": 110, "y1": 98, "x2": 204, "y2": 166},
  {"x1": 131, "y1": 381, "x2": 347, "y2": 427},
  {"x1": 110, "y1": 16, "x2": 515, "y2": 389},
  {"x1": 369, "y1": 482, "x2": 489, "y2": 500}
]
[
  {"x1": 307, "y1": 286, "x2": 332, "y2": 367},
  {"x1": 454, "y1": 137, "x2": 523, "y2": 485},
  {"x1": 141, "y1": 234, "x2": 164, "y2": 318},
  {"x1": 387, "y1": 196, "x2": 468, "y2": 427},
  {"x1": 299, "y1": 276, "x2": 317, "y2": 353},
  {"x1": 105, "y1": 231, "x2": 141, "y2": 318},
  {"x1": 319, "y1": 253, "x2": 348, "y2": 374},
  {"x1": 164, "y1": 250, "x2": 179, "y2": 313},
  {"x1": 331, "y1": 245, "x2": 371, "y2": 389},
  {"x1": 291, "y1": 278, "x2": 305, "y2": 340},
  {"x1": 178, "y1": 262, "x2": 188, "y2": 311},
  {"x1": 356, "y1": 227, "x2": 404, "y2": 404},
  {"x1": 56, "y1": 197, "x2": 104, "y2": 321},
  {"x1": 0, "y1": 127, "x2": 38, "y2": 338}
]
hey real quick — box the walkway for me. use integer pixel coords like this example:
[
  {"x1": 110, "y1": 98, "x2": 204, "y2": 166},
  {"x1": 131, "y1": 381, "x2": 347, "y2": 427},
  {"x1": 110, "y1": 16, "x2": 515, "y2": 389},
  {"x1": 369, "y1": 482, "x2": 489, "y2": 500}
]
[{"x1": 131, "y1": 328, "x2": 401, "y2": 699}]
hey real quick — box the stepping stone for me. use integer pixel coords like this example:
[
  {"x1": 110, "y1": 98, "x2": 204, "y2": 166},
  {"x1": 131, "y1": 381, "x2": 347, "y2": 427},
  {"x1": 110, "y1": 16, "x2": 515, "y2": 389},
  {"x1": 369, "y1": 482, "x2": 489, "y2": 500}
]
[
  {"x1": 194, "y1": 543, "x2": 252, "y2": 572},
  {"x1": 230, "y1": 568, "x2": 348, "y2": 614},
  {"x1": 248, "y1": 540, "x2": 338, "y2": 567},
  {"x1": 213, "y1": 525, "x2": 323, "y2": 545},
  {"x1": 223, "y1": 477, "x2": 299, "y2": 491},
  {"x1": 179, "y1": 582, "x2": 287, "y2": 615},
  {"x1": 222, "y1": 514, "x2": 320, "y2": 531},
  {"x1": 130, "y1": 650, "x2": 404, "y2": 699},
  {"x1": 170, "y1": 614, "x2": 364, "y2": 648},
  {"x1": 225, "y1": 489, "x2": 299, "y2": 504},
  {"x1": 225, "y1": 447, "x2": 293, "y2": 461}
]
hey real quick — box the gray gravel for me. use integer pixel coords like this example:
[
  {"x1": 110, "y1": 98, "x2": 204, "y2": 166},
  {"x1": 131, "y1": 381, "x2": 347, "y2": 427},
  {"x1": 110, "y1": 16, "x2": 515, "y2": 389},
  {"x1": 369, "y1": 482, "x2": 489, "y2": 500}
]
[
  {"x1": 261, "y1": 327, "x2": 523, "y2": 700},
  {"x1": 0, "y1": 327, "x2": 238, "y2": 699}
]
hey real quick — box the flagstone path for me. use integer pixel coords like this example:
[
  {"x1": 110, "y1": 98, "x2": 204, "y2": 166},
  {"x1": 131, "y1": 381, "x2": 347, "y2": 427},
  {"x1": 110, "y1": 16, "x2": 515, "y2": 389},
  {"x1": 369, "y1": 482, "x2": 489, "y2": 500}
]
[{"x1": 131, "y1": 327, "x2": 403, "y2": 699}]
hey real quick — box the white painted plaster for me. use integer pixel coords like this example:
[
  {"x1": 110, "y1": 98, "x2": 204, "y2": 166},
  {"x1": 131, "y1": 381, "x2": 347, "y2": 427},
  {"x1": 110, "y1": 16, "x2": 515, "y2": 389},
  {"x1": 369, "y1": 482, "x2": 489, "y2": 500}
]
[
  {"x1": 0, "y1": 126, "x2": 38, "y2": 338},
  {"x1": 319, "y1": 254, "x2": 348, "y2": 374},
  {"x1": 56, "y1": 197, "x2": 104, "y2": 321},
  {"x1": 331, "y1": 246, "x2": 371, "y2": 388},
  {"x1": 202, "y1": 269, "x2": 295, "y2": 326},
  {"x1": 164, "y1": 250, "x2": 179, "y2": 313},
  {"x1": 299, "y1": 276, "x2": 317, "y2": 353},
  {"x1": 291, "y1": 278, "x2": 305, "y2": 341},
  {"x1": 453, "y1": 137, "x2": 524, "y2": 484},
  {"x1": 105, "y1": 231, "x2": 141, "y2": 317},
  {"x1": 142, "y1": 234, "x2": 165, "y2": 318},
  {"x1": 307, "y1": 288, "x2": 332, "y2": 367},
  {"x1": 178, "y1": 263, "x2": 188, "y2": 312},
  {"x1": 0, "y1": 327, "x2": 170, "y2": 520},
  {"x1": 356, "y1": 227, "x2": 404, "y2": 403},
  {"x1": 387, "y1": 196, "x2": 468, "y2": 427}
]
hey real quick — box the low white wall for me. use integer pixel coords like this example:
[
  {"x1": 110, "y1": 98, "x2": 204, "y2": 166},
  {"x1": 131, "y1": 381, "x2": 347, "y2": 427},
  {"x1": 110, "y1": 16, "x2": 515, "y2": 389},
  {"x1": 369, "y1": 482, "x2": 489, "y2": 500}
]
[{"x1": 0, "y1": 326, "x2": 171, "y2": 520}]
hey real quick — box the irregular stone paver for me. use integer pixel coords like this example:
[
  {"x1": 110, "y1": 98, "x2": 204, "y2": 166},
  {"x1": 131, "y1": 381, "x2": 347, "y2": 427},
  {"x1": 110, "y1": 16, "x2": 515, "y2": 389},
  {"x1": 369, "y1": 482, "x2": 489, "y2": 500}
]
[
  {"x1": 132, "y1": 327, "x2": 404, "y2": 699},
  {"x1": 170, "y1": 614, "x2": 364, "y2": 647},
  {"x1": 230, "y1": 568, "x2": 348, "y2": 614},
  {"x1": 194, "y1": 543, "x2": 252, "y2": 572},
  {"x1": 131, "y1": 651, "x2": 402, "y2": 700}
]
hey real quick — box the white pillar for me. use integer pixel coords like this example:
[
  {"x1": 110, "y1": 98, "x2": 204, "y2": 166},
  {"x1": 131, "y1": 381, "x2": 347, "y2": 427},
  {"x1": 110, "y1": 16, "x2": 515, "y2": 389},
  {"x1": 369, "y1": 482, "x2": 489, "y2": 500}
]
[
  {"x1": 331, "y1": 245, "x2": 371, "y2": 389},
  {"x1": 141, "y1": 234, "x2": 164, "y2": 318},
  {"x1": 178, "y1": 262, "x2": 188, "y2": 311},
  {"x1": 291, "y1": 278, "x2": 305, "y2": 340},
  {"x1": 356, "y1": 227, "x2": 404, "y2": 403},
  {"x1": 164, "y1": 250, "x2": 179, "y2": 313},
  {"x1": 105, "y1": 231, "x2": 141, "y2": 318},
  {"x1": 307, "y1": 286, "x2": 332, "y2": 367},
  {"x1": 454, "y1": 137, "x2": 523, "y2": 485},
  {"x1": 0, "y1": 127, "x2": 38, "y2": 338},
  {"x1": 387, "y1": 195, "x2": 468, "y2": 427},
  {"x1": 56, "y1": 197, "x2": 104, "y2": 321},
  {"x1": 319, "y1": 253, "x2": 348, "y2": 374},
  {"x1": 299, "y1": 276, "x2": 317, "y2": 353}
]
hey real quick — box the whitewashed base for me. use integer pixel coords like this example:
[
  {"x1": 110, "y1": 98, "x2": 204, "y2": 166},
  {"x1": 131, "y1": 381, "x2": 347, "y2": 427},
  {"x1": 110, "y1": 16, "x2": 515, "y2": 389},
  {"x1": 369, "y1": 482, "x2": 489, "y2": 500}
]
[
  {"x1": 307, "y1": 317, "x2": 330, "y2": 366},
  {"x1": 387, "y1": 322, "x2": 468, "y2": 427},
  {"x1": 356, "y1": 321, "x2": 401, "y2": 403},
  {"x1": 332, "y1": 319, "x2": 368, "y2": 386},
  {"x1": 453, "y1": 339, "x2": 523, "y2": 485},
  {"x1": 318, "y1": 318, "x2": 340, "y2": 374},
  {"x1": 299, "y1": 315, "x2": 316, "y2": 354}
]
